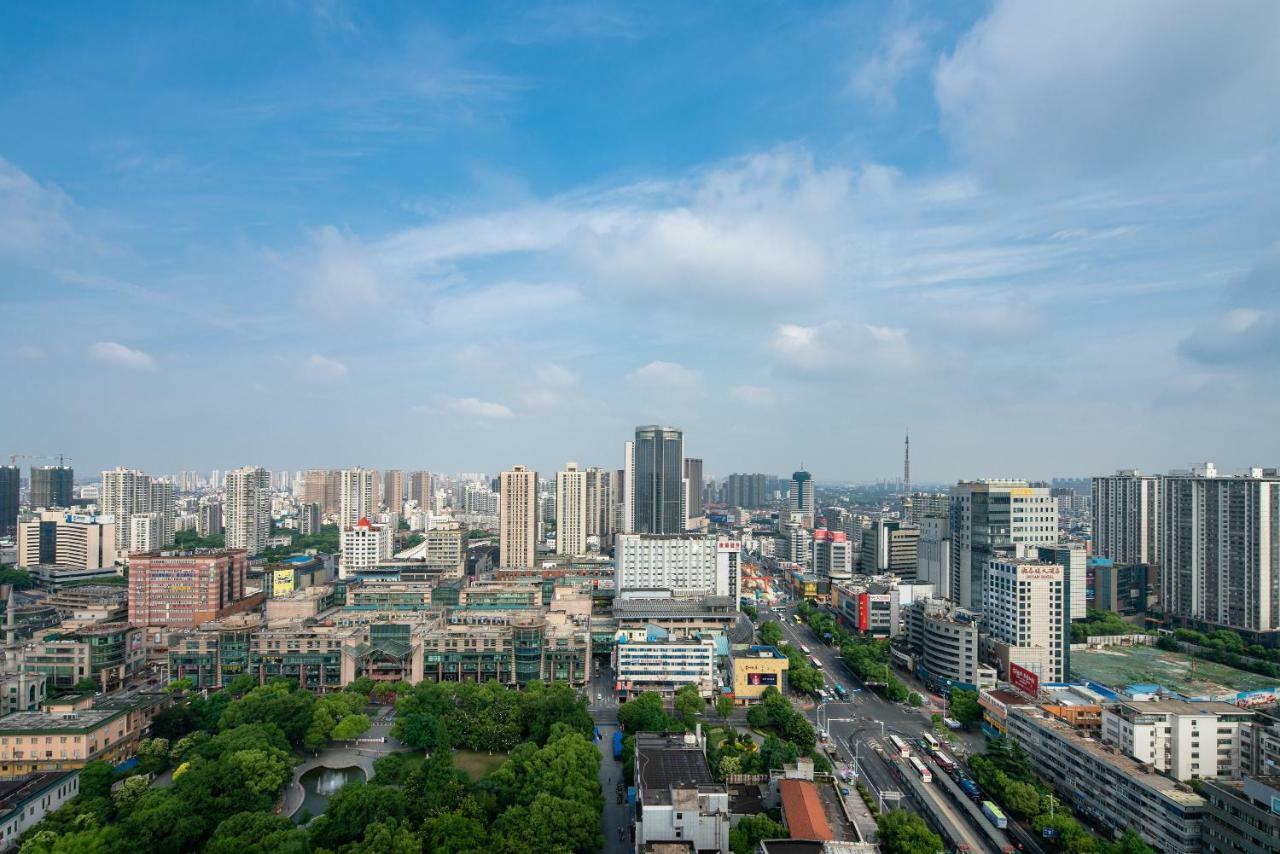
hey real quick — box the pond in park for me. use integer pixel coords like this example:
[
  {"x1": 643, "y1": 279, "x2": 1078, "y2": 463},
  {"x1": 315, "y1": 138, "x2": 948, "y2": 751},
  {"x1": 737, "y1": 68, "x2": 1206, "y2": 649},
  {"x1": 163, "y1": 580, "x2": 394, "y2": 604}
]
[{"x1": 293, "y1": 765, "x2": 365, "y2": 821}]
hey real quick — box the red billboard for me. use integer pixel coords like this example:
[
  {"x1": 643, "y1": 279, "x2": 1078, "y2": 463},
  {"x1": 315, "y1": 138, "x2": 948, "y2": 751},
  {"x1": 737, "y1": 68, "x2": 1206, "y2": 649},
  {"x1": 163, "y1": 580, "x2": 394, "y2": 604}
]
[
  {"x1": 1009, "y1": 662, "x2": 1040, "y2": 697},
  {"x1": 857, "y1": 593, "x2": 870, "y2": 632}
]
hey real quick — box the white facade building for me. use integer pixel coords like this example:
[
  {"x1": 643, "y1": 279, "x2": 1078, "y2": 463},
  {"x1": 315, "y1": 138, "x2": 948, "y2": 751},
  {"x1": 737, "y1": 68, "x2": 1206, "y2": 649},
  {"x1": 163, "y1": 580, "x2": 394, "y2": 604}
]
[
  {"x1": 339, "y1": 517, "x2": 392, "y2": 578},
  {"x1": 555, "y1": 462, "x2": 588, "y2": 556},
  {"x1": 16, "y1": 511, "x2": 117, "y2": 570},
  {"x1": 1091, "y1": 470, "x2": 1162, "y2": 566},
  {"x1": 614, "y1": 533, "x2": 740, "y2": 603},
  {"x1": 615, "y1": 637, "x2": 716, "y2": 699},
  {"x1": 1102, "y1": 700, "x2": 1255, "y2": 782},
  {"x1": 983, "y1": 557, "x2": 1067, "y2": 683},
  {"x1": 128, "y1": 513, "x2": 160, "y2": 555},
  {"x1": 339, "y1": 467, "x2": 376, "y2": 530},
  {"x1": 224, "y1": 466, "x2": 271, "y2": 555},
  {"x1": 916, "y1": 513, "x2": 952, "y2": 601},
  {"x1": 100, "y1": 468, "x2": 174, "y2": 555},
  {"x1": 951, "y1": 480, "x2": 1057, "y2": 611}
]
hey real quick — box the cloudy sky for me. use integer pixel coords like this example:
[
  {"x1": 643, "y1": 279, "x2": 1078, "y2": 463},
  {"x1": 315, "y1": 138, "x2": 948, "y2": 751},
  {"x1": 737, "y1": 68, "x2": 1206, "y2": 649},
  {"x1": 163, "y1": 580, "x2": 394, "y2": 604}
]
[{"x1": 3, "y1": 1, "x2": 1278, "y2": 482}]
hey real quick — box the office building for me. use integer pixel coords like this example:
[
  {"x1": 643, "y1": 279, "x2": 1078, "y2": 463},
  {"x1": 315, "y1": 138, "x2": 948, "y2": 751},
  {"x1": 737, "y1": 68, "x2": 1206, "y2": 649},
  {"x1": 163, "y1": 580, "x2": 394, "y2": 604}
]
[
  {"x1": 906, "y1": 492, "x2": 950, "y2": 527},
  {"x1": 128, "y1": 550, "x2": 249, "y2": 628},
  {"x1": 830, "y1": 579, "x2": 901, "y2": 637},
  {"x1": 1006, "y1": 705, "x2": 1205, "y2": 854},
  {"x1": 1102, "y1": 700, "x2": 1255, "y2": 782},
  {"x1": 916, "y1": 514, "x2": 953, "y2": 600},
  {"x1": 983, "y1": 557, "x2": 1067, "y2": 683},
  {"x1": 1201, "y1": 775, "x2": 1280, "y2": 854},
  {"x1": 339, "y1": 468, "x2": 376, "y2": 529},
  {"x1": 621, "y1": 441, "x2": 635, "y2": 533},
  {"x1": 499, "y1": 465, "x2": 537, "y2": 569},
  {"x1": 339, "y1": 517, "x2": 392, "y2": 578},
  {"x1": 382, "y1": 469, "x2": 403, "y2": 511},
  {"x1": 633, "y1": 426, "x2": 684, "y2": 534},
  {"x1": 555, "y1": 462, "x2": 588, "y2": 556},
  {"x1": 0, "y1": 467, "x2": 17, "y2": 539},
  {"x1": 422, "y1": 521, "x2": 465, "y2": 578},
  {"x1": 1037, "y1": 542, "x2": 1087, "y2": 622},
  {"x1": 904, "y1": 597, "x2": 995, "y2": 692},
  {"x1": 811, "y1": 528, "x2": 851, "y2": 581},
  {"x1": 224, "y1": 466, "x2": 271, "y2": 555},
  {"x1": 29, "y1": 466, "x2": 73, "y2": 510},
  {"x1": 196, "y1": 501, "x2": 223, "y2": 538},
  {"x1": 614, "y1": 533, "x2": 740, "y2": 602},
  {"x1": 298, "y1": 502, "x2": 322, "y2": 535},
  {"x1": 1162, "y1": 464, "x2": 1279, "y2": 635},
  {"x1": 730, "y1": 646, "x2": 790, "y2": 705},
  {"x1": 615, "y1": 637, "x2": 716, "y2": 701},
  {"x1": 1093, "y1": 560, "x2": 1158, "y2": 615},
  {"x1": 16, "y1": 511, "x2": 117, "y2": 570},
  {"x1": 789, "y1": 468, "x2": 814, "y2": 527},
  {"x1": 950, "y1": 480, "x2": 1057, "y2": 611},
  {"x1": 683, "y1": 458, "x2": 704, "y2": 519},
  {"x1": 781, "y1": 522, "x2": 812, "y2": 567},
  {"x1": 633, "y1": 732, "x2": 730, "y2": 854},
  {"x1": 1091, "y1": 470, "x2": 1162, "y2": 566},
  {"x1": 859, "y1": 519, "x2": 920, "y2": 579}
]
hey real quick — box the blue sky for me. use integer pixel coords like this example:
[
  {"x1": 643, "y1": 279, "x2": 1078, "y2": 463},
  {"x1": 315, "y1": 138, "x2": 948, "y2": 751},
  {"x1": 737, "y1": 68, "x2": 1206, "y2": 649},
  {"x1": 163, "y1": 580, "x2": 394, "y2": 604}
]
[{"x1": 3, "y1": 1, "x2": 1278, "y2": 482}]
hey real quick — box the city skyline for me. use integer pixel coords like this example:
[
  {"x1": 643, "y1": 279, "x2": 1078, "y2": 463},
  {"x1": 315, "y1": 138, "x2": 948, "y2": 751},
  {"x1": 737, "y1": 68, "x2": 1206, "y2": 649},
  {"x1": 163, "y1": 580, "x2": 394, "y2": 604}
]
[{"x1": 3, "y1": 3, "x2": 1279, "y2": 480}]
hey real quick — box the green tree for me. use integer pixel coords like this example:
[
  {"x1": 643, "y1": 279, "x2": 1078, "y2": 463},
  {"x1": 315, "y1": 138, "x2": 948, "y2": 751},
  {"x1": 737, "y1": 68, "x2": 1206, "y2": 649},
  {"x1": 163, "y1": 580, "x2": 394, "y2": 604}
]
[
  {"x1": 674, "y1": 684, "x2": 703, "y2": 724},
  {"x1": 72, "y1": 677, "x2": 99, "y2": 694},
  {"x1": 332, "y1": 712, "x2": 371, "y2": 741},
  {"x1": 907, "y1": 692, "x2": 923, "y2": 707},
  {"x1": 522, "y1": 681, "x2": 593, "y2": 744},
  {"x1": 308, "y1": 781, "x2": 407, "y2": 851},
  {"x1": 715, "y1": 694, "x2": 734, "y2": 722},
  {"x1": 135, "y1": 737, "x2": 170, "y2": 775},
  {"x1": 77, "y1": 761, "x2": 117, "y2": 801},
  {"x1": 163, "y1": 677, "x2": 194, "y2": 694},
  {"x1": 758, "y1": 620, "x2": 784, "y2": 647},
  {"x1": 111, "y1": 775, "x2": 151, "y2": 814},
  {"x1": 420, "y1": 813, "x2": 492, "y2": 854},
  {"x1": 372, "y1": 751, "x2": 412, "y2": 786},
  {"x1": 218, "y1": 682, "x2": 316, "y2": 748},
  {"x1": 948, "y1": 688, "x2": 982, "y2": 725},
  {"x1": 617, "y1": 691, "x2": 674, "y2": 734},
  {"x1": 730, "y1": 813, "x2": 787, "y2": 854},
  {"x1": 205, "y1": 811, "x2": 308, "y2": 854},
  {"x1": 877, "y1": 809, "x2": 945, "y2": 854},
  {"x1": 1101, "y1": 830, "x2": 1157, "y2": 854}
]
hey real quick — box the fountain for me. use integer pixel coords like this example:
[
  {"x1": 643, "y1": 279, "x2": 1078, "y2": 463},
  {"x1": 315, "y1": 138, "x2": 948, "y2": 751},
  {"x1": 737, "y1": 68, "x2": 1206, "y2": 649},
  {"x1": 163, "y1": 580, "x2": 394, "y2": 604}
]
[{"x1": 293, "y1": 764, "x2": 365, "y2": 821}]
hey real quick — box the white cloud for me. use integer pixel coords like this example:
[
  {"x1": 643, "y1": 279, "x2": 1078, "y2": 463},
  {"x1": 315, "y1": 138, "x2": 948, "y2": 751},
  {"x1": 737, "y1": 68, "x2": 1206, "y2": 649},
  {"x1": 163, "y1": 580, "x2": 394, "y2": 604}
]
[
  {"x1": 850, "y1": 21, "x2": 926, "y2": 108},
  {"x1": 768, "y1": 321, "x2": 911, "y2": 375},
  {"x1": 433, "y1": 395, "x2": 514, "y2": 419},
  {"x1": 626, "y1": 360, "x2": 701, "y2": 389},
  {"x1": 89, "y1": 341, "x2": 156, "y2": 371},
  {"x1": 15, "y1": 345, "x2": 45, "y2": 361},
  {"x1": 936, "y1": 0, "x2": 1280, "y2": 183},
  {"x1": 431, "y1": 282, "x2": 580, "y2": 329},
  {"x1": 728, "y1": 385, "x2": 777, "y2": 407},
  {"x1": 519, "y1": 362, "x2": 580, "y2": 408},
  {"x1": 292, "y1": 226, "x2": 395, "y2": 320},
  {"x1": 303, "y1": 353, "x2": 349, "y2": 381},
  {"x1": 0, "y1": 157, "x2": 77, "y2": 258}
]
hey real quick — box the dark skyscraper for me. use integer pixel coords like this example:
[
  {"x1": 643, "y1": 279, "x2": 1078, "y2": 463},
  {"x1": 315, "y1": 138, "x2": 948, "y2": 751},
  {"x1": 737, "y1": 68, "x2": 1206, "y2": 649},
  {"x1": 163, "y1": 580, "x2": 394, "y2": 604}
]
[
  {"x1": 0, "y1": 466, "x2": 18, "y2": 538},
  {"x1": 683, "y1": 457, "x2": 704, "y2": 519},
  {"x1": 30, "y1": 465, "x2": 74, "y2": 509},
  {"x1": 633, "y1": 425, "x2": 684, "y2": 534}
]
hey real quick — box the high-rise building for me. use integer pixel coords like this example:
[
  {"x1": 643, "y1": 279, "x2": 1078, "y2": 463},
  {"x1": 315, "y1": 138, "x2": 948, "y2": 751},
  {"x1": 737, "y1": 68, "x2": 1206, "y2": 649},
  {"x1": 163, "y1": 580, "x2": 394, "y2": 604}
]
[
  {"x1": 499, "y1": 465, "x2": 537, "y2": 569},
  {"x1": 916, "y1": 514, "x2": 953, "y2": 600},
  {"x1": 197, "y1": 501, "x2": 223, "y2": 538},
  {"x1": 950, "y1": 480, "x2": 1057, "y2": 611},
  {"x1": 408, "y1": 471, "x2": 432, "y2": 508},
  {"x1": 29, "y1": 465, "x2": 73, "y2": 510},
  {"x1": 612, "y1": 467, "x2": 627, "y2": 539},
  {"x1": 906, "y1": 493, "x2": 951, "y2": 527},
  {"x1": 812, "y1": 529, "x2": 851, "y2": 581},
  {"x1": 722, "y1": 473, "x2": 769, "y2": 509},
  {"x1": 128, "y1": 549, "x2": 248, "y2": 628},
  {"x1": 100, "y1": 468, "x2": 174, "y2": 555},
  {"x1": 984, "y1": 556, "x2": 1067, "y2": 683},
  {"x1": 0, "y1": 466, "x2": 17, "y2": 538},
  {"x1": 859, "y1": 519, "x2": 920, "y2": 579},
  {"x1": 382, "y1": 470, "x2": 404, "y2": 512},
  {"x1": 339, "y1": 517, "x2": 392, "y2": 578},
  {"x1": 633, "y1": 426, "x2": 684, "y2": 534},
  {"x1": 614, "y1": 533, "x2": 740, "y2": 603},
  {"x1": 1162, "y1": 464, "x2": 1279, "y2": 635},
  {"x1": 789, "y1": 469, "x2": 814, "y2": 527},
  {"x1": 298, "y1": 502, "x2": 322, "y2": 535},
  {"x1": 584, "y1": 467, "x2": 613, "y2": 540},
  {"x1": 621, "y1": 441, "x2": 635, "y2": 534},
  {"x1": 225, "y1": 466, "x2": 271, "y2": 555},
  {"x1": 683, "y1": 458, "x2": 704, "y2": 519},
  {"x1": 16, "y1": 510, "x2": 117, "y2": 569},
  {"x1": 129, "y1": 513, "x2": 161, "y2": 554},
  {"x1": 1092, "y1": 470, "x2": 1162, "y2": 566},
  {"x1": 1037, "y1": 542, "x2": 1087, "y2": 623},
  {"x1": 339, "y1": 468, "x2": 376, "y2": 529},
  {"x1": 422, "y1": 521, "x2": 465, "y2": 578},
  {"x1": 555, "y1": 462, "x2": 588, "y2": 556}
]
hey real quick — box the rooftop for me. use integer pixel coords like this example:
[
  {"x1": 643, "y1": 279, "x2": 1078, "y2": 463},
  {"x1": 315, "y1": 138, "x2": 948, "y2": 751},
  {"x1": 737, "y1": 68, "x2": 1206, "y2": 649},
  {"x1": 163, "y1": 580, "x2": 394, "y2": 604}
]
[
  {"x1": 779, "y1": 779, "x2": 833, "y2": 841},
  {"x1": 635, "y1": 732, "x2": 716, "y2": 806},
  {"x1": 0, "y1": 772, "x2": 74, "y2": 813}
]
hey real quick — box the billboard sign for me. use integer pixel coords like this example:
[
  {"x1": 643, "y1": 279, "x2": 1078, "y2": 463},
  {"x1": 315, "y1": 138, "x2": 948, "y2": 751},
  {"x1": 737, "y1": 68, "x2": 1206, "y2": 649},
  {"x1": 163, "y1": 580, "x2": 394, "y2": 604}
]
[
  {"x1": 747, "y1": 672, "x2": 778, "y2": 686},
  {"x1": 1010, "y1": 662, "x2": 1040, "y2": 697}
]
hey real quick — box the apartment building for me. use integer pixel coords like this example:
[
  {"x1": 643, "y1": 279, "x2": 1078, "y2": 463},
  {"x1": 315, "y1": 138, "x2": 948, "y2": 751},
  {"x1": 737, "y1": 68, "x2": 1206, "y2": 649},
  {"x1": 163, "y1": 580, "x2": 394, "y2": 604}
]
[
  {"x1": 15, "y1": 511, "x2": 117, "y2": 571},
  {"x1": 1201, "y1": 775, "x2": 1280, "y2": 854},
  {"x1": 1091, "y1": 470, "x2": 1162, "y2": 566},
  {"x1": 1102, "y1": 700, "x2": 1256, "y2": 782},
  {"x1": 0, "y1": 691, "x2": 171, "y2": 778},
  {"x1": 339, "y1": 517, "x2": 391, "y2": 579},
  {"x1": 1006, "y1": 705, "x2": 1206, "y2": 853}
]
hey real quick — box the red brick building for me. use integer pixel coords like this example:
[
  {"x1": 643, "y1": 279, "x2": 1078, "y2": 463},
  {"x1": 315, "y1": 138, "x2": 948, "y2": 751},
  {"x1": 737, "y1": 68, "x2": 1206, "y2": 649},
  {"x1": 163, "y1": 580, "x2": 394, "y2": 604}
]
[{"x1": 127, "y1": 549, "x2": 249, "y2": 628}]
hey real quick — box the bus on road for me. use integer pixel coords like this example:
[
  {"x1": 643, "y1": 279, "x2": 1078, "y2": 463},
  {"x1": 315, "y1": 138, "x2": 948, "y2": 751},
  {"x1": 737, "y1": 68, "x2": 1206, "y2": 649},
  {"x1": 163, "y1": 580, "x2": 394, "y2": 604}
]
[
  {"x1": 799, "y1": 644, "x2": 810, "y2": 655},
  {"x1": 933, "y1": 752, "x2": 957, "y2": 774},
  {"x1": 808, "y1": 655, "x2": 824, "y2": 670},
  {"x1": 921, "y1": 732, "x2": 940, "y2": 752},
  {"x1": 908, "y1": 755, "x2": 932, "y2": 782},
  {"x1": 887, "y1": 734, "x2": 910, "y2": 757}
]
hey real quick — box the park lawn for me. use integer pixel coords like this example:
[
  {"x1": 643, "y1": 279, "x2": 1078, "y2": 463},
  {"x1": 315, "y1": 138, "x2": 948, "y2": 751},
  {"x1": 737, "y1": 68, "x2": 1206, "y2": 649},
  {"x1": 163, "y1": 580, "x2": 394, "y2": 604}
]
[{"x1": 453, "y1": 749, "x2": 508, "y2": 781}]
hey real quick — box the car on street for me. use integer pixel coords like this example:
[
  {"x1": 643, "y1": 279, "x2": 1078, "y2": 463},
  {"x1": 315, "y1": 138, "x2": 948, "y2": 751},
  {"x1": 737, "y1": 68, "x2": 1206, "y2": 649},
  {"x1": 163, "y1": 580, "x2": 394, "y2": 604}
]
[{"x1": 839, "y1": 786, "x2": 850, "y2": 796}]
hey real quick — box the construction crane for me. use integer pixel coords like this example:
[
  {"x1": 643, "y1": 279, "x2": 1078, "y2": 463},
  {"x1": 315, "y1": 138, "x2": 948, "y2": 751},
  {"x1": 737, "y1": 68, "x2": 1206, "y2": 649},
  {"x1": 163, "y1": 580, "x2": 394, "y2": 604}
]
[{"x1": 5, "y1": 454, "x2": 29, "y2": 467}]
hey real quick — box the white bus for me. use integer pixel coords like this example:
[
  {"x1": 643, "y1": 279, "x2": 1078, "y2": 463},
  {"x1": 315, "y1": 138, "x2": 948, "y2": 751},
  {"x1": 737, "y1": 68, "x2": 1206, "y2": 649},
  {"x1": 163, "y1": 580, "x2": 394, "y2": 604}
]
[
  {"x1": 799, "y1": 644, "x2": 810, "y2": 655},
  {"x1": 808, "y1": 655, "x2": 824, "y2": 670},
  {"x1": 887, "y1": 734, "x2": 910, "y2": 757},
  {"x1": 921, "y1": 732, "x2": 940, "y2": 752},
  {"x1": 909, "y1": 755, "x2": 932, "y2": 782}
]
